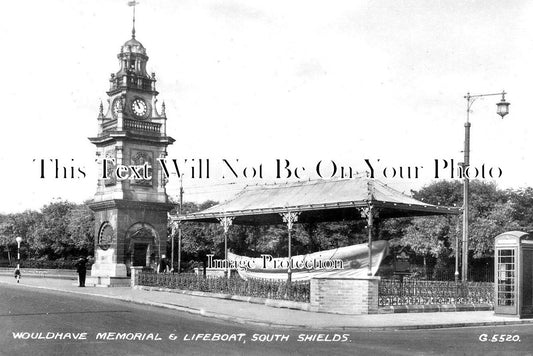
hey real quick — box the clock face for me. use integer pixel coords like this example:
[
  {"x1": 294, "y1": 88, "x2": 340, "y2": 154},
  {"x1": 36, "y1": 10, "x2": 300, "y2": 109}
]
[{"x1": 131, "y1": 98, "x2": 148, "y2": 119}]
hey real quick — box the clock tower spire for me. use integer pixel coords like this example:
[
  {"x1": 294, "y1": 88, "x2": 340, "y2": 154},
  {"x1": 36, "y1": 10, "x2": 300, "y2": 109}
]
[
  {"x1": 87, "y1": 7, "x2": 175, "y2": 285},
  {"x1": 131, "y1": 0, "x2": 137, "y2": 39}
]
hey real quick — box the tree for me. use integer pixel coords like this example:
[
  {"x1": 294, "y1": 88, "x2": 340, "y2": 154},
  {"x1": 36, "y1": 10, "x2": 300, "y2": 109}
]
[
  {"x1": 506, "y1": 187, "x2": 533, "y2": 228},
  {"x1": 176, "y1": 201, "x2": 222, "y2": 269},
  {"x1": 469, "y1": 201, "x2": 521, "y2": 258},
  {"x1": 401, "y1": 216, "x2": 453, "y2": 257},
  {"x1": 31, "y1": 201, "x2": 77, "y2": 259},
  {"x1": 412, "y1": 180, "x2": 463, "y2": 207},
  {"x1": 30, "y1": 201, "x2": 96, "y2": 259},
  {"x1": 66, "y1": 201, "x2": 95, "y2": 255},
  {"x1": 400, "y1": 180, "x2": 527, "y2": 265},
  {"x1": 0, "y1": 210, "x2": 41, "y2": 259}
]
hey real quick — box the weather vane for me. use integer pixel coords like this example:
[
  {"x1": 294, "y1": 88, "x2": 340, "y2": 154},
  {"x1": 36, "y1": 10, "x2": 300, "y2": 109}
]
[{"x1": 128, "y1": 1, "x2": 139, "y2": 38}]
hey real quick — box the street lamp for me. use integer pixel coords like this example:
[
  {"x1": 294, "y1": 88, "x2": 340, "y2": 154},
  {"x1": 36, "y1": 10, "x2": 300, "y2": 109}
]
[
  {"x1": 460, "y1": 91, "x2": 509, "y2": 282},
  {"x1": 15, "y1": 236, "x2": 22, "y2": 261},
  {"x1": 14, "y1": 236, "x2": 22, "y2": 283}
]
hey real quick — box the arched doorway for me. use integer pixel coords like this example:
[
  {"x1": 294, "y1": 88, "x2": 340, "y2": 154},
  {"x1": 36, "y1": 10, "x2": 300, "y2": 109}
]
[{"x1": 125, "y1": 222, "x2": 159, "y2": 269}]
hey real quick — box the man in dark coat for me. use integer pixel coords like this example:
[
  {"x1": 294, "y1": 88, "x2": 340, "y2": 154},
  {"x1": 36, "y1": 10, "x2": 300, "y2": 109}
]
[
  {"x1": 75, "y1": 257, "x2": 87, "y2": 287},
  {"x1": 158, "y1": 254, "x2": 169, "y2": 274}
]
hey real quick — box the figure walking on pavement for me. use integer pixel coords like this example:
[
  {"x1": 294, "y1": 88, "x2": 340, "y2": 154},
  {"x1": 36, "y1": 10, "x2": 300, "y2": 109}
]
[{"x1": 14, "y1": 264, "x2": 21, "y2": 283}]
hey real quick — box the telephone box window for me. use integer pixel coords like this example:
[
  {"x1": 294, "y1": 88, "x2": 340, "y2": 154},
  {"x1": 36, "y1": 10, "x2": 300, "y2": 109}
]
[{"x1": 497, "y1": 249, "x2": 515, "y2": 307}]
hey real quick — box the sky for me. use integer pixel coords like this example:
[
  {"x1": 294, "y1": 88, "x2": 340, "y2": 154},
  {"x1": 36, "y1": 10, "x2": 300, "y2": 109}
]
[{"x1": 0, "y1": 0, "x2": 532, "y2": 213}]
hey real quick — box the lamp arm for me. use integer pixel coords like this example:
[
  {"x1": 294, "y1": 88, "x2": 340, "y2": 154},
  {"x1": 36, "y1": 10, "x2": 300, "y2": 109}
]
[
  {"x1": 465, "y1": 91, "x2": 506, "y2": 100},
  {"x1": 465, "y1": 91, "x2": 507, "y2": 121}
]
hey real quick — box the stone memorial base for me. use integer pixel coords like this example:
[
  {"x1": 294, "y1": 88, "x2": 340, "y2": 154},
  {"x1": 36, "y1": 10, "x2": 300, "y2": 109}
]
[
  {"x1": 91, "y1": 262, "x2": 127, "y2": 278},
  {"x1": 86, "y1": 275, "x2": 131, "y2": 287},
  {"x1": 87, "y1": 262, "x2": 129, "y2": 287}
]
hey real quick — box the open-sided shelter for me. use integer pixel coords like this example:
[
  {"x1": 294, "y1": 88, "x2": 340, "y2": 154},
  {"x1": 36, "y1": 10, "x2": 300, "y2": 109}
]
[{"x1": 172, "y1": 178, "x2": 460, "y2": 280}]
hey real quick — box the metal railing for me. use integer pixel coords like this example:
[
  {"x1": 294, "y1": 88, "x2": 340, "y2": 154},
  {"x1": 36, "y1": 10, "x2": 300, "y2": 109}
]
[
  {"x1": 137, "y1": 272, "x2": 310, "y2": 303},
  {"x1": 378, "y1": 278, "x2": 493, "y2": 306}
]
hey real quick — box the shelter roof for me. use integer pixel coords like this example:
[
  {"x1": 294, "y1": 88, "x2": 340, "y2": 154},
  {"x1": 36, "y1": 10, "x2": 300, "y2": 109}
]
[{"x1": 177, "y1": 178, "x2": 460, "y2": 225}]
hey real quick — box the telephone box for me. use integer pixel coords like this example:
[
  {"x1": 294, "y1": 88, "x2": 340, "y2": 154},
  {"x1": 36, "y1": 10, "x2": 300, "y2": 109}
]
[{"x1": 494, "y1": 231, "x2": 533, "y2": 318}]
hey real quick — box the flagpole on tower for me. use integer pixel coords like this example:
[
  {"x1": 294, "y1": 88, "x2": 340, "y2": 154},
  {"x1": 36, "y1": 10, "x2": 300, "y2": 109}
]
[{"x1": 128, "y1": 1, "x2": 139, "y2": 38}]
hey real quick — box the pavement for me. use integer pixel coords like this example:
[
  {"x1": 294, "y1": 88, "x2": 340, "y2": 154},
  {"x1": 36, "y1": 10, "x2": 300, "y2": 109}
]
[{"x1": 1, "y1": 274, "x2": 532, "y2": 331}]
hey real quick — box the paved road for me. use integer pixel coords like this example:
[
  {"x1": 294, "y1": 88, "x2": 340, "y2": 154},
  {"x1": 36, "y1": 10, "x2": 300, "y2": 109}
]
[{"x1": 1, "y1": 285, "x2": 532, "y2": 356}]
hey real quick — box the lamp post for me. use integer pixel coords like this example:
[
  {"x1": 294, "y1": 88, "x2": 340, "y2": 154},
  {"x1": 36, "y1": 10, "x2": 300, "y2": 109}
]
[
  {"x1": 15, "y1": 236, "x2": 22, "y2": 283},
  {"x1": 461, "y1": 91, "x2": 509, "y2": 282},
  {"x1": 170, "y1": 178, "x2": 184, "y2": 274},
  {"x1": 15, "y1": 236, "x2": 22, "y2": 262}
]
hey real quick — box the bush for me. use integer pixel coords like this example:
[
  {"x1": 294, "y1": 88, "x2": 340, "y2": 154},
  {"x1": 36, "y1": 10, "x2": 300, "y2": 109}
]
[{"x1": 3, "y1": 258, "x2": 92, "y2": 270}]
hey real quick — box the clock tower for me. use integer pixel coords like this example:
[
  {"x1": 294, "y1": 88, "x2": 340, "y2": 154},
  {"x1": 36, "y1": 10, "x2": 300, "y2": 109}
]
[{"x1": 88, "y1": 24, "x2": 175, "y2": 285}]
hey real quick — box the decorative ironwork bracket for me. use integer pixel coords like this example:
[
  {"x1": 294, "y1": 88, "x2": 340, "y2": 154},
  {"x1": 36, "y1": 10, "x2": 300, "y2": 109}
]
[
  {"x1": 358, "y1": 205, "x2": 380, "y2": 221},
  {"x1": 218, "y1": 216, "x2": 234, "y2": 233},
  {"x1": 280, "y1": 211, "x2": 300, "y2": 230},
  {"x1": 170, "y1": 219, "x2": 179, "y2": 235}
]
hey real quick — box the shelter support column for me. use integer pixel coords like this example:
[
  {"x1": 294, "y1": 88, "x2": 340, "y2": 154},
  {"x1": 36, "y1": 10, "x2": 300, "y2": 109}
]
[
  {"x1": 280, "y1": 211, "x2": 300, "y2": 283},
  {"x1": 178, "y1": 224, "x2": 182, "y2": 274},
  {"x1": 359, "y1": 205, "x2": 379, "y2": 276},
  {"x1": 218, "y1": 216, "x2": 234, "y2": 278},
  {"x1": 170, "y1": 219, "x2": 181, "y2": 274}
]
